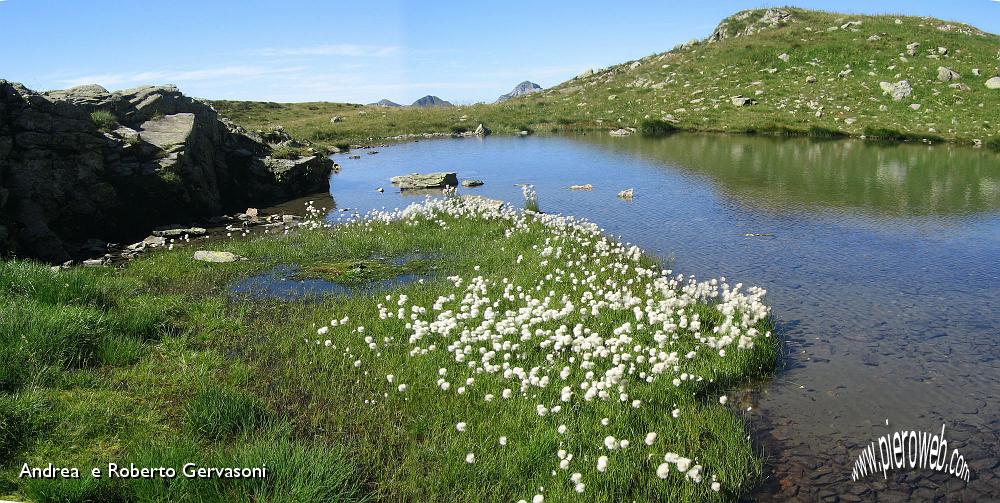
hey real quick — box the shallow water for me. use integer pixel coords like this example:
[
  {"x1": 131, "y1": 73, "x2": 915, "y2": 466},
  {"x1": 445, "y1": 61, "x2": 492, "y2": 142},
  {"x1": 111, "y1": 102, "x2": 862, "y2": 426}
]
[
  {"x1": 230, "y1": 264, "x2": 428, "y2": 301},
  {"x1": 322, "y1": 134, "x2": 1000, "y2": 501}
]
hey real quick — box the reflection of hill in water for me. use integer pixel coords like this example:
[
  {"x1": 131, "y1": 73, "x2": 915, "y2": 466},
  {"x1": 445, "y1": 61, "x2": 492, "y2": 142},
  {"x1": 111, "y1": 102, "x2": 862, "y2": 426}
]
[{"x1": 579, "y1": 133, "x2": 1000, "y2": 217}]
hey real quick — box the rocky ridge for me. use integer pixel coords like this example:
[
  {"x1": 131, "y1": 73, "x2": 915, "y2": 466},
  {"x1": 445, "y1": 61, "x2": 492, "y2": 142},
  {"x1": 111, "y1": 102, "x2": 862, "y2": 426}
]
[{"x1": 0, "y1": 82, "x2": 334, "y2": 262}]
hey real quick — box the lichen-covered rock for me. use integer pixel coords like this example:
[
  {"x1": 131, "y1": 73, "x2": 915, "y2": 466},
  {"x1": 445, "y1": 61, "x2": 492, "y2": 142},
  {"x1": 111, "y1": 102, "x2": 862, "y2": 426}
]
[
  {"x1": 0, "y1": 80, "x2": 333, "y2": 262},
  {"x1": 879, "y1": 80, "x2": 913, "y2": 100}
]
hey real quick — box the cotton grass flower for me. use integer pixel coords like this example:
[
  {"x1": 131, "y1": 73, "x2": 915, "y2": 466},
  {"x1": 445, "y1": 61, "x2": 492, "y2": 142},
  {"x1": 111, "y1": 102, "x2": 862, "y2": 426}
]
[{"x1": 308, "y1": 196, "x2": 773, "y2": 497}]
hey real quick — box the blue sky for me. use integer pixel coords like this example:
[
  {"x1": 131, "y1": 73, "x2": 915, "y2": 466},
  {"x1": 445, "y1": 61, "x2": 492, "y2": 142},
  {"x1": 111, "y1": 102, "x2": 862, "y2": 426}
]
[{"x1": 1, "y1": 0, "x2": 998, "y2": 104}]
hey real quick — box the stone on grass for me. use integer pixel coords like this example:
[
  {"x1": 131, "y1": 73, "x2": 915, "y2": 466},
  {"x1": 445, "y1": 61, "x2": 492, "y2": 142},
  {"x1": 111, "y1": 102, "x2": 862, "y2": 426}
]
[
  {"x1": 730, "y1": 96, "x2": 756, "y2": 107},
  {"x1": 986, "y1": 77, "x2": 1000, "y2": 90},
  {"x1": 194, "y1": 250, "x2": 238, "y2": 263},
  {"x1": 805, "y1": 75, "x2": 817, "y2": 83},
  {"x1": 879, "y1": 80, "x2": 912, "y2": 100},
  {"x1": 937, "y1": 67, "x2": 960, "y2": 82}
]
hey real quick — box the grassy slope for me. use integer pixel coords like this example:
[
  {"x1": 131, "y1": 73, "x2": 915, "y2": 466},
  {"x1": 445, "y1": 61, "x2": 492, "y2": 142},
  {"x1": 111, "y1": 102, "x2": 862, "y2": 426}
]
[
  {"x1": 210, "y1": 7, "x2": 1000, "y2": 147},
  {"x1": 1, "y1": 198, "x2": 778, "y2": 502}
]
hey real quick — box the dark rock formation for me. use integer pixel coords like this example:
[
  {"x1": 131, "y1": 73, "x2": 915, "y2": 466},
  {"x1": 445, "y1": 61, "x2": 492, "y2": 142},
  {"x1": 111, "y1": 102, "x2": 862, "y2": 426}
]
[
  {"x1": 0, "y1": 81, "x2": 333, "y2": 262},
  {"x1": 410, "y1": 95, "x2": 453, "y2": 107},
  {"x1": 496, "y1": 81, "x2": 542, "y2": 103}
]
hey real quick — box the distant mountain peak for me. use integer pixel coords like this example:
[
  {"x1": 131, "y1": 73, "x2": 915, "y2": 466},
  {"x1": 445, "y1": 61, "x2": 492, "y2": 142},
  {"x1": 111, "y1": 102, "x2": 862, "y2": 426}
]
[
  {"x1": 496, "y1": 81, "x2": 543, "y2": 103},
  {"x1": 369, "y1": 98, "x2": 401, "y2": 107},
  {"x1": 411, "y1": 95, "x2": 453, "y2": 107}
]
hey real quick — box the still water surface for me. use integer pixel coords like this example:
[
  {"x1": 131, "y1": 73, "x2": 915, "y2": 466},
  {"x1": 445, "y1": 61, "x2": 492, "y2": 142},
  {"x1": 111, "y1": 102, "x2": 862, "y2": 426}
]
[{"x1": 321, "y1": 134, "x2": 1000, "y2": 501}]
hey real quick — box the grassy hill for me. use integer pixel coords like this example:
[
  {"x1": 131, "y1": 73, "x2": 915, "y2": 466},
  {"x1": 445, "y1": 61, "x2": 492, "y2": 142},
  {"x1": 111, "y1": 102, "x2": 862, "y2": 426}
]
[{"x1": 211, "y1": 7, "x2": 1000, "y2": 147}]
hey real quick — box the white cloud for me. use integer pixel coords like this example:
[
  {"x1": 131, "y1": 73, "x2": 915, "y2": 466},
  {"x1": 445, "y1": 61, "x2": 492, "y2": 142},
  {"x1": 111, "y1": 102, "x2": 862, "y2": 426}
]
[
  {"x1": 249, "y1": 44, "x2": 399, "y2": 57},
  {"x1": 58, "y1": 65, "x2": 307, "y2": 88}
]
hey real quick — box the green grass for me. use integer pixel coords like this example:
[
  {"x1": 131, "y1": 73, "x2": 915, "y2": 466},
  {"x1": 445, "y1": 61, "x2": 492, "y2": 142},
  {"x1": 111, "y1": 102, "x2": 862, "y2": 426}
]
[
  {"x1": 0, "y1": 198, "x2": 778, "y2": 502},
  {"x1": 210, "y1": 7, "x2": 999, "y2": 147},
  {"x1": 89, "y1": 111, "x2": 117, "y2": 132},
  {"x1": 270, "y1": 144, "x2": 310, "y2": 159}
]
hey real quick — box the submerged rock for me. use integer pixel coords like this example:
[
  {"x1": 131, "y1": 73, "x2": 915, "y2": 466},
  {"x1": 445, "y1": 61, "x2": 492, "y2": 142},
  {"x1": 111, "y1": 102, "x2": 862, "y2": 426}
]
[
  {"x1": 461, "y1": 179, "x2": 484, "y2": 187},
  {"x1": 152, "y1": 226, "x2": 207, "y2": 237}
]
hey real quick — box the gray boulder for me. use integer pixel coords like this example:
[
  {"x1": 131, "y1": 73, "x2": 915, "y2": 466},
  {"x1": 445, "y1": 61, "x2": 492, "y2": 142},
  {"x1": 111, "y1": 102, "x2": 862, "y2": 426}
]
[
  {"x1": 879, "y1": 80, "x2": 913, "y2": 100},
  {"x1": 473, "y1": 123, "x2": 491, "y2": 136},
  {"x1": 392, "y1": 172, "x2": 458, "y2": 190},
  {"x1": 986, "y1": 77, "x2": 1000, "y2": 90},
  {"x1": 937, "y1": 67, "x2": 960, "y2": 82},
  {"x1": 730, "y1": 96, "x2": 756, "y2": 107},
  {"x1": 461, "y1": 179, "x2": 484, "y2": 187}
]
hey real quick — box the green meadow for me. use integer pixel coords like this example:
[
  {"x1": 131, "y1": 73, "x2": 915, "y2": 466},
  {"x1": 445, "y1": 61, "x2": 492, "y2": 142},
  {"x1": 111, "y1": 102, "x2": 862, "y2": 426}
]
[{"x1": 1, "y1": 197, "x2": 778, "y2": 502}]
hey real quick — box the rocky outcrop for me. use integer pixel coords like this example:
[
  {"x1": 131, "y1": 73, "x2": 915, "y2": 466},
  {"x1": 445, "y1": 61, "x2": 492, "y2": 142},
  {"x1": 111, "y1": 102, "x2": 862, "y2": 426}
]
[
  {"x1": 708, "y1": 8, "x2": 792, "y2": 43},
  {"x1": 496, "y1": 81, "x2": 542, "y2": 103},
  {"x1": 0, "y1": 81, "x2": 334, "y2": 262}
]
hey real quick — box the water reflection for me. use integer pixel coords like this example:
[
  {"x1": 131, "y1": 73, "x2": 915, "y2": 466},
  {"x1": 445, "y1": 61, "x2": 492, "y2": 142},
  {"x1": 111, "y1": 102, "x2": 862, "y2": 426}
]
[{"x1": 580, "y1": 134, "x2": 1000, "y2": 217}]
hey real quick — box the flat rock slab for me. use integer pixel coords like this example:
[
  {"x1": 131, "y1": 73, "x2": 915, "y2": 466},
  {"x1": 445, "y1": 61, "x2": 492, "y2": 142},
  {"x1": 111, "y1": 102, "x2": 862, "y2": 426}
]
[
  {"x1": 393, "y1": 172, "x2": 458, "y2": 190},
  {"x1": 194, "y1": 250, "x2": 238, "y2": 263},
  {"x1": 461, "y1": 179, "x2": 484, "y2": 187},
  {"x1": 153, "y1": 227, "x2": 207, "y2": 237},
  {"x1": 139, "y1": 113, "x2": 195, "y2": 149}
]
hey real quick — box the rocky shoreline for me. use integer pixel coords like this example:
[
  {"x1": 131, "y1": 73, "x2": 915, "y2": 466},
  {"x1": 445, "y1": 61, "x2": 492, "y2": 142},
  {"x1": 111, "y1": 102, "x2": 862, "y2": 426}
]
[{"x1": 0, "y1": 81, "x2": 336, "y2": 262}]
